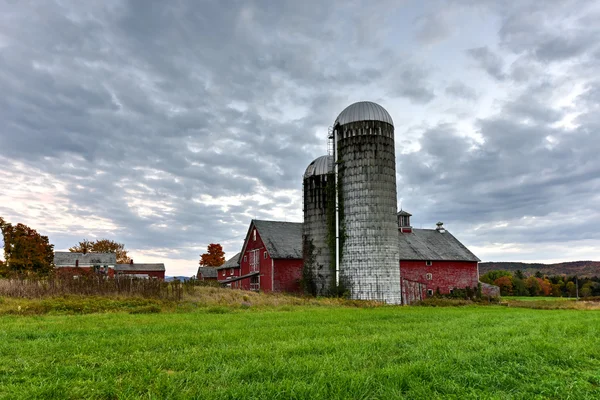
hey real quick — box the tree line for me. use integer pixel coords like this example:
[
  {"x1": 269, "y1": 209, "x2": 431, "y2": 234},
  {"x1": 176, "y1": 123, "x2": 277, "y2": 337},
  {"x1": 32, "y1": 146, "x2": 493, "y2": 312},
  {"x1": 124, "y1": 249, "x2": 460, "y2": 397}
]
[{"x1": 480, "y1": 269, "x2": 600, "y2": 298}]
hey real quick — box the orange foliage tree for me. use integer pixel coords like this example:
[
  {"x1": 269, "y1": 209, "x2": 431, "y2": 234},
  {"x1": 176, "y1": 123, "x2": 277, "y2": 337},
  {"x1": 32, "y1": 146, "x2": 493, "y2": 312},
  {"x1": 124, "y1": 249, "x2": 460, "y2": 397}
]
[
  {"x1": 199, "y1": 243, "x2": 225, "y2": 267},
  {"x1": 0, "y1": 217, "x2": 54, "y2": 276},
  {"x1": 69, "y1": 239, "x2": 130, "y2": 264},
  {"x1": 493, "y1": 276, "x2": 513, "y2": 296}
]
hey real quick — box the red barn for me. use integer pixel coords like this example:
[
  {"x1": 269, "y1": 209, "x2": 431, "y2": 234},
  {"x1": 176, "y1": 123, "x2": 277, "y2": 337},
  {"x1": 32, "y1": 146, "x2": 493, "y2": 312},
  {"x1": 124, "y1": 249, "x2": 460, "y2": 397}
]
[
  {"x1": 115, "y1": 260, "x2": 165, "y2": 280},
  {"x1": 53, "y1": 252, "x2": 117, "y2": 277},
  {"x1": 216, "y1": 252, "x2": 241, "y2": 288},
  {"x1": 197, "y1": 266, "x2": 219, "y2": 281},
  {"x1": 397, "y1": 211, "x2": 481, "y2": 304},
  {"x1": 224, "y1": 220, "x2": 303, "y2": 293}
]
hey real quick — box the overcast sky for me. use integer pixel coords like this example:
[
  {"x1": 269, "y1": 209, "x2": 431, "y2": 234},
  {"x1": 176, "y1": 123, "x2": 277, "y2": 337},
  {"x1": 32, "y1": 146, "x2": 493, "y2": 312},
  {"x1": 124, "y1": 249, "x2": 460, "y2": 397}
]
[{"x1": 1, "y1": 0, "x2": 599, "y2": 276}]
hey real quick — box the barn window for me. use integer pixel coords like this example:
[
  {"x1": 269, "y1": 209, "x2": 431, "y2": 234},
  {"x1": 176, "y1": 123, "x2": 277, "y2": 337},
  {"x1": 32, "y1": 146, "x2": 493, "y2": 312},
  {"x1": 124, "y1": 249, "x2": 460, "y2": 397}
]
[
  {"x1": 427, "y1": 289, "x2": 433, "y2": 297},
  {"x1": 230, "y1": 268, "x2": 234, "y2": 275},
  {"x1": 253, "y1": 229, "x2": 256, "y2": 241},
  {"x1": 250, "y1": 276, "x2": 259, "y2": 291},
  {"x1": 426, "y1": 273, "x2": 432, "y2": 280},
  {"x1": 450, "y1": 289, "x2": 454, "y2": 295},
  {"x1": 426, "y1": 260, "x2": 432, "y2": 266},
  {"x1": 264, "y1": 251, "x2": 267, "y2": 259},
  {"x1": 243, "y1": 255, "x2": 247, "y2": 262}
]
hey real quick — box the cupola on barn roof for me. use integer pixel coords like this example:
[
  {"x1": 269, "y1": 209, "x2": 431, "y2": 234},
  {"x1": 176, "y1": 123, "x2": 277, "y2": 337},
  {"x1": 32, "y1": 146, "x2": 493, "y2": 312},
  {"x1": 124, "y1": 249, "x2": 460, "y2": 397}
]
[
  {"x1": 334, "y1": 101, "x2": 394, "y2": 127},
  {"x1": 304, "y1": 155, "x2": 332, "y2": 178}
]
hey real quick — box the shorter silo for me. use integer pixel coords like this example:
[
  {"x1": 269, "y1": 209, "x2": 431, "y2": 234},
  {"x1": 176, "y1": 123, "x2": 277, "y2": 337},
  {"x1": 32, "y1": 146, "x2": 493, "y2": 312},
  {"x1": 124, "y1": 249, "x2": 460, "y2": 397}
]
[{"x1": 302, "y1": 155, "x2": 333, "y2": 295}]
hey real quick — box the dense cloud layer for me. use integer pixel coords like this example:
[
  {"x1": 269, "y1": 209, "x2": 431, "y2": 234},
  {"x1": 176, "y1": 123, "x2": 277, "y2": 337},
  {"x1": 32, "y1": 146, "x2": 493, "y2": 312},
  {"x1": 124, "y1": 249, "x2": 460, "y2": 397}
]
[{"x1": 1, "y1": 1, "x2": 599, "y2": 274}]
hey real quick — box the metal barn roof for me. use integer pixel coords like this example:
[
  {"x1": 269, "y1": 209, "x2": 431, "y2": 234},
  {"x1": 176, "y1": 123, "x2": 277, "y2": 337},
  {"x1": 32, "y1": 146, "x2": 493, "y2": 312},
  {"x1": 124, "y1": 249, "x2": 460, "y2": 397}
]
[
  {"x1": 197, "y1": 266, "x2": 218, "y2": 278},
  {"x1": 115, "y1": 263, "x2": 165, "y2": 272},
  {"x1": 398, "y1": 229, "x2": 480, "y2": 262},
  {"x1": 304, "y1": 155, "x2": 332, "y2": 178},
  {"x1": 334, "y1": 101, "x2": 394, "y2": 127},
  {"x1": 54, "y1": 252, "x2": 116, "y2": 266},
  {"x1": 253, "y1": 220, "x2": 303, "y2": 259},
  {"x1": 217, "y1": 252, "x2": 241, "y2": 270}
]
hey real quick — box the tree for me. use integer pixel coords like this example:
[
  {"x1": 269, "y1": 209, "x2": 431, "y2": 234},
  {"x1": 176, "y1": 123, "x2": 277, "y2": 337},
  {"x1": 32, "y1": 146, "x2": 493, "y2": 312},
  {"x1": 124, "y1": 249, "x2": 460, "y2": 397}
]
[
  {"x1": 69, "y1": 239, "x2": 130, "y2": 264},
  {"x1": 526, "y1": 276, "x2": 542, "y2": 296},
  {"x1": 480, "y1": 270, "x2": 512, "y2": 285},
  {"x1": 514, "y1": 269, "x2": 525, "y2": 280},
  {"x1": 512, "y1": 277, "x2": 529, "y2": 296},
  {"x1": 566, "y1": 281, "x2": 576, "y2": 297},
  {"x1": 0, "y1": 217, "x2": 54, "y2": 276},
  {"x1": 494, "y1": 276, "x2": 513, "y2": 296},
  {"x1": 199, "y1": 243, "x2": 225, "y2": 267}
]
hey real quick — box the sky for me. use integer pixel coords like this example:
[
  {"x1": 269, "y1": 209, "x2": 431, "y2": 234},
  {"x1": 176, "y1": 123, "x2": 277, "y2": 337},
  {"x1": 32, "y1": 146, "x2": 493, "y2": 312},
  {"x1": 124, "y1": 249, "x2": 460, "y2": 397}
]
[{"x1": 1, "y1": 0, "x2": 599, "y2": 276}]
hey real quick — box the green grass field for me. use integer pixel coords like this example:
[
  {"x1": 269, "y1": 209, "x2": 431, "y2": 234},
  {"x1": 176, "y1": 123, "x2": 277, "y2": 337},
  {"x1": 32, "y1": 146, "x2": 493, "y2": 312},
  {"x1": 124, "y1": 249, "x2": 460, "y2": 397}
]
[{"x1": 2, "y1": 305, "x2": 599, "y2": 399}]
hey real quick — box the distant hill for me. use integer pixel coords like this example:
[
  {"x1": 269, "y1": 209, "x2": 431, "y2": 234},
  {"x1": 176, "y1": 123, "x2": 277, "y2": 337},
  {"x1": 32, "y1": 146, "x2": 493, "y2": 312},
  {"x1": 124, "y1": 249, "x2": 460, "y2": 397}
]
[{"x1": 479, "y1": 261, "x2": 600, "y2": 278}]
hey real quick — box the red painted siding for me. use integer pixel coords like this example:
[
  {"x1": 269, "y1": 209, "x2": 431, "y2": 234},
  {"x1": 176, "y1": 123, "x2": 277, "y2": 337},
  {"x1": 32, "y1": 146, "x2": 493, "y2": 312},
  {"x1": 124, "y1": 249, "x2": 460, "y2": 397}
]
[
  {"x1": 273, "y1": 259, "x2": 303, "y2": 293},
  {"x1": 219, "y1": 267, "x2": 241, "y2": 288},
  {"x1": 238, "y1": 225, "x2": 302, "y2": 293},
  {"x1": 400, "y1": 260, "x2": 479, "y2": 295},
  {"x1": 240, "y1": 227, "x2": 270, "y2": 291},
  {"x1": 56, "y1": 266, "x2": 115, "y2": 278}
]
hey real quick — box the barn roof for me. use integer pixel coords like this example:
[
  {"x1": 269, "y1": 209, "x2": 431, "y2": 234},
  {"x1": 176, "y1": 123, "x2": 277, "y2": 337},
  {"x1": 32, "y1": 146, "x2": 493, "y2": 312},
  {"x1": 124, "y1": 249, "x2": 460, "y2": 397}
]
[
  {"x1": 398, "y1": 229, "x2": 480, "y2": 262},
  {"x1": 115, "y1": 263, "x2": 165, "y2": 272},
  {"x1": 197, "y1": 266, "x2": 218, "y2": 278},
  {"x1": 54, "y1": 252, "x2": 116, "y2": 266},
  {"x1": 253, "y1": 220, "x2": 303, "y2": 259},
  {"x1": 217, "y1": 252, "x2": 241, "y2": 270}
]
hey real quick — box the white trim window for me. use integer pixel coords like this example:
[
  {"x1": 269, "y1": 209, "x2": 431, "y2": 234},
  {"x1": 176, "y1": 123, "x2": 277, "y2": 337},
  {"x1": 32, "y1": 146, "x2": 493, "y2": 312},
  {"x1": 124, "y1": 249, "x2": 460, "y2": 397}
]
[
  {"x1": 230, "y1": 268, "x2": 234, "y2": 276},
  {"x1": 426, "y1": 273, "x2": 432, "y2": 280},
  {"x1": 427, "y1": 289, "x2": 433, "y2": 297},
  {"x1": 249, "y1": 249, "x2": 260, "y2": 272},
  {"x1": 264, "y1": 251, "x2": 267, "y2": 259},
  {"x1": 426, "y1": 260, "x2": 432, "y2": 266}
]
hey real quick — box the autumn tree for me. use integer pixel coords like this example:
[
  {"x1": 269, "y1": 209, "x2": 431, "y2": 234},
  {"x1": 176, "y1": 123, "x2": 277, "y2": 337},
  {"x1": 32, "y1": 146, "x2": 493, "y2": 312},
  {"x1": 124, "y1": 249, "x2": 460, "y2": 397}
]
[
  {"x1": 0, "y1": 217, "x2": 54, "y2": 276},
  {"x1": 69, "y1": 239, "x2": 130, "y2": 264},
  {"x1": 199, "y1": 243, "x2": 225, "y2": 267},
  {"x1": 494, "y1": 276, "x2": 513, "y2": 296}
]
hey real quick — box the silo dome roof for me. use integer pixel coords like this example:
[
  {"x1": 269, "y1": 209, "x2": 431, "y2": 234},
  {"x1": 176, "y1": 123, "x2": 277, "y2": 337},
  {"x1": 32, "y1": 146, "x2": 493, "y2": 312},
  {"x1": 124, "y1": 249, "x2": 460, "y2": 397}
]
[
  {"x1": 304, "y1": 155, "x2": 332, "y2": 178},
  {"x1": 334, "y1": 101, "x2": 394, "y2": 127}
]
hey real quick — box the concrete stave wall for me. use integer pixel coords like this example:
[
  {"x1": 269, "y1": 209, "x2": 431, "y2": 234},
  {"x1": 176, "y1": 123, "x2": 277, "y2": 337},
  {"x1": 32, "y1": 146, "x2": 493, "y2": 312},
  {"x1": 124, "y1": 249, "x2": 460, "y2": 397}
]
[{"x1": 337, "y1": 120, "x2": 401, "y2": 304}]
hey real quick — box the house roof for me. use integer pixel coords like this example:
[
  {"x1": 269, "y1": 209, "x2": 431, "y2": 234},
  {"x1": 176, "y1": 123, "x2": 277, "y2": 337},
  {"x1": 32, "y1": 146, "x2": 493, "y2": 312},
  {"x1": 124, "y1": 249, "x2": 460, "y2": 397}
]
[
  {"x1": 115, "y1": 263, "x2": 165, "y2": 272},
  {"x1": 54, "y1": 252, "x2": 116, "y2": 266},
  {"x1": 397, "y1": 210, "x2": 412, "y2": 216},
  {"x1": 217, "y1": 252, "x2": 241, "y2": 270},
  {"x1": 398, "y1": 229, "x2": 480, "y2": 262},
  {"x1": 253, "y1": 220, "x2": 303, "y2": 259},
  {"x1": 197, "y1": 266, "x2": 218, "y2": 278}
]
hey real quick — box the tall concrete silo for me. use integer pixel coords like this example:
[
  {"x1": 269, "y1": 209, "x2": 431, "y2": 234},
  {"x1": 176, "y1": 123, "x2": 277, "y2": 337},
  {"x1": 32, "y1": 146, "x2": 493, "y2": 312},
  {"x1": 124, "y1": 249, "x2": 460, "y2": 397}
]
[
  {"x1": 334, "y1": 101, "x2": 401, "y2": 303},
  {"x1": 302, "y1": 155, "x2": 333, "y2": 295}
]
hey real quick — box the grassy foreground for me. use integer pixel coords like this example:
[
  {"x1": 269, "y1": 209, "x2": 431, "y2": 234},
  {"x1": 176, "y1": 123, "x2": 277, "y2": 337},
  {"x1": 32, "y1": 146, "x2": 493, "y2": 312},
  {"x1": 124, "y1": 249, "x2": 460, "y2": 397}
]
[{"x1": 1, "y1": 305, "x2": 599, "y2": 399}]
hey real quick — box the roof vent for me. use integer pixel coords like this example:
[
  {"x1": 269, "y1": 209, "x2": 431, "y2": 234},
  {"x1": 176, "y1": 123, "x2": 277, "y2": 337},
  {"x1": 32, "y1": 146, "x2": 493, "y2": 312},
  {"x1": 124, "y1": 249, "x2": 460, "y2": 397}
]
[{"x1": 436, "y1": 222, "x2": 445, "y2": 233}]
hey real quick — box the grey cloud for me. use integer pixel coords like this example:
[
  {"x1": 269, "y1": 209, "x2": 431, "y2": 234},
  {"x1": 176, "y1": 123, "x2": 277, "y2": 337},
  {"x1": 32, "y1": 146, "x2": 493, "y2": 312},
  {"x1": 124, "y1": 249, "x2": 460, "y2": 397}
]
[
  {"x1": 413, "y1": 11, "x2": 453, "y2": 45},
  {"x1": 445, "y1": 82, "x2": 477, "y2": 100},
  {"x1": 467, "y1": 47, "x2": 505, "y2": 80}
]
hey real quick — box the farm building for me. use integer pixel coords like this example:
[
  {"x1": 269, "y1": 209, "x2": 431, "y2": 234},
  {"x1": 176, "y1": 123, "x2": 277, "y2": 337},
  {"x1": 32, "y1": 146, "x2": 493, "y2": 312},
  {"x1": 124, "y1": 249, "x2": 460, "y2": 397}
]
[
  {"x1": 216, "y1": 252, "x2": 241, "y2": 287},
  {"x1": 397, "y1": 213, "x2": 480, "y2": 304},
  {"x1": 196, "y1": 266, "x2": 219, "y2": 281},
  {"x1": 224, "y1": 220, "x2": 303, "y2": 293},
  {"x1": 54, "y1": 252, "x2": 116, "y2": 277},
  {"x1": 115, "y1": 260, "x2": 165, "y2": 280},
  {"x1": 221, "y1": 100, "x2": 496, "y2": 302}
]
